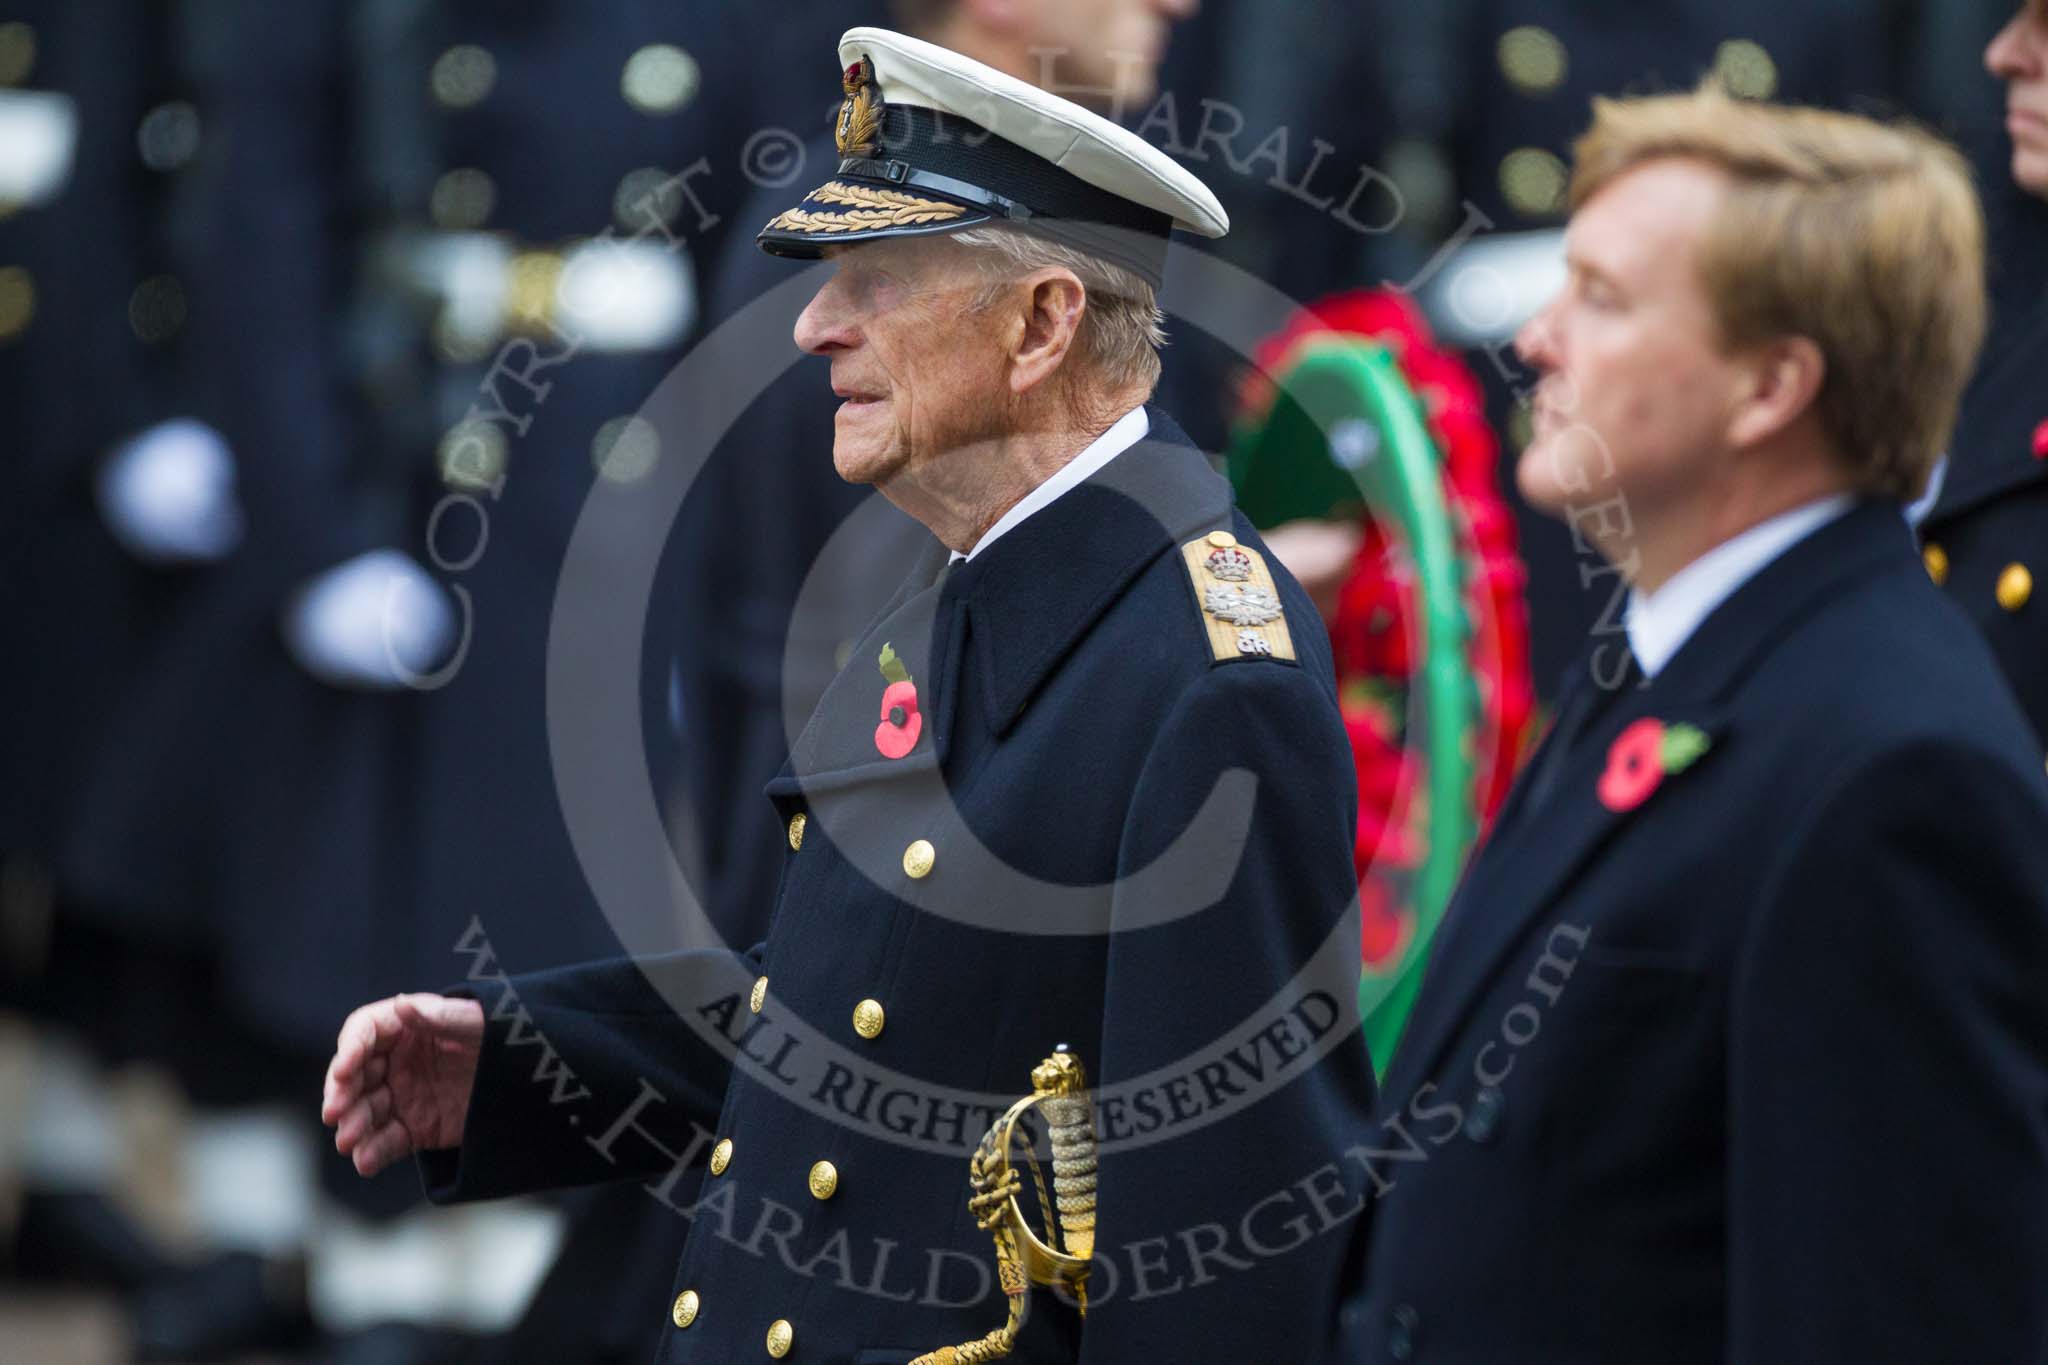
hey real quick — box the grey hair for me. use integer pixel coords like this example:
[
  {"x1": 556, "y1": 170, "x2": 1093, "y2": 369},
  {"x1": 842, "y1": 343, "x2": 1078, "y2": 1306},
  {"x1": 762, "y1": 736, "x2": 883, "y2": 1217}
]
[{"x1": 950, "y1": 225, "x2": 1167, "y2": 395}]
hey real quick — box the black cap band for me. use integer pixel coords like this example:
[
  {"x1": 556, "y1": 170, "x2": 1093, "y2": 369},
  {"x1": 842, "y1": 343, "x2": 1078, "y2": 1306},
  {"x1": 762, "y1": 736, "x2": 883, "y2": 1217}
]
[
  {"x1": 862, "y1": 106, "x2": 1173, "y2": 238},
  {"x1": 759, "y1": 103, "x2": 1180, "y2": 285}
]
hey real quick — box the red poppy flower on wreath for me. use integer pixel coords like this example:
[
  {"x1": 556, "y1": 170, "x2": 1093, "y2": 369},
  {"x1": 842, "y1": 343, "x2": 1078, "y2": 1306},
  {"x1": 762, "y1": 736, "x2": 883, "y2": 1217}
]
[
  {"x1": 1357, "y1": 873, "x2": 1415, "y2": 972},
  {"x1": 1597, "y1": 718, "x2": 1712, "y2": 812},
  {"x1": 874, "y1": 643, "x2": 922, "y2": 759}
]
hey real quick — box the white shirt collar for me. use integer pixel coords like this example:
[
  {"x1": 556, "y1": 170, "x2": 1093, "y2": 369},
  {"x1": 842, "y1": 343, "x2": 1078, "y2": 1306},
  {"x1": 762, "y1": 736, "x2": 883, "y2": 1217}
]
[
  {"x1": 950, "y1": 406, "x2": 1149, "y2": 563},
  {"x1": 1904, "y1": 454, "x2": 1947, "y2": 528},
  {"x1": 1625, "y1": 494, "x2": 1855, "y2": 678}
]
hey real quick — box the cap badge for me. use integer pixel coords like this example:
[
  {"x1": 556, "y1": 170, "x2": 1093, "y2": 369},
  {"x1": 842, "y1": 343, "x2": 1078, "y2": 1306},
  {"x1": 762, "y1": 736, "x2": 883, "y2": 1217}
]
[{"x1": 837, "y1": 55, "x2": 883, "y2": 158}]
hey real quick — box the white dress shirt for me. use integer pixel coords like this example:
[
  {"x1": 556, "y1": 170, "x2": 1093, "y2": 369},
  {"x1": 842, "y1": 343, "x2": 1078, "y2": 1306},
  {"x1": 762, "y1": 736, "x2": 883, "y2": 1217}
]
[
  {"x1": 950, "y1": 406, "x2": 1150, "y2": 563},
  {"x1": 1625, "y1": 495, "x2": 1854, "y2": 678}
]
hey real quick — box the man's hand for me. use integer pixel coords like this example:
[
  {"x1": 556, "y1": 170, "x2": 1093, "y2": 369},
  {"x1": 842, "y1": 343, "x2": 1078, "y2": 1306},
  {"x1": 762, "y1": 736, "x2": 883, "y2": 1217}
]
[{"x1": 322, "y1": 993, "x2": 485, "y2": 1177}]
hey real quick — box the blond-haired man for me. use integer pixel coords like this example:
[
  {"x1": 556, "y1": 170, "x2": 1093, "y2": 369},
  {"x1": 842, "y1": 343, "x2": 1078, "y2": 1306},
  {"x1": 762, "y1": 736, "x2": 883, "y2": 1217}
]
[{"x1": 1338, "y1": 88, "x2": 2048, "y2": 1363}]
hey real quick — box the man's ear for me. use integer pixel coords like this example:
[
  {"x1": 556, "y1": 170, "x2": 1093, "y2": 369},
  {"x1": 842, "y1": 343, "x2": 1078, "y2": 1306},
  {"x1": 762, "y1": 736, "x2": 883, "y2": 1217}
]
[
  {"x1": 1008, "y1": 268, "x2": 1088, "y2": 396},
  {"x1": 1727, "y1": 335, "x2": 1826, "y2": 450}
]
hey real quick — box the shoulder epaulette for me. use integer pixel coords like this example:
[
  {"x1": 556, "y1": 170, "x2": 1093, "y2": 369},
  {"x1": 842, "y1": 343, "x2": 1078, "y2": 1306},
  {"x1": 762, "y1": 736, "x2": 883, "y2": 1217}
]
[{"x1": 1179, "y1": 530, "x2": 1297, "y2": 664}]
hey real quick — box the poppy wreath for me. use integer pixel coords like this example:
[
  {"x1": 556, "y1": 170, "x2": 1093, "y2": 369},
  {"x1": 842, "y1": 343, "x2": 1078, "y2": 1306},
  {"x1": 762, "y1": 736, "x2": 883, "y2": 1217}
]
[{"x1": 1240, "y1": 289, "x2": 1536, "y2": 973}]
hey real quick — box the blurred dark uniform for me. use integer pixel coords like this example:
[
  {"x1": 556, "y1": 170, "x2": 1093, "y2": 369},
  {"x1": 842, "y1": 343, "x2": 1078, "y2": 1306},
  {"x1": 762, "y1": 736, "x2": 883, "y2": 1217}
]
[
  {"x1": 371, "y1": 0, "x2": 706, "y2": 1053},
  {"x1": 1917, "y1": 13, "x2": 2048, "y2": 753},
  {"x1": 0, "y1": 8, "x2": 154, "y2": 902},
  {"x1": 670, "y1": 109, "x2": 916, "y2": 967},
  {"x1": 1, "y1": 6, "x2": 382, "y2": 1350},
  {"x1": 1383, "y1": 0, "x2": 1932, "y2": 697},
  {"x1": 428, "y1": 8, "x2": 893, "y2": 1359},
  {"x1": 52, "y1": 1, "x2": 413, "y2": 1102},
  {"x1": 1143, "y1": 0, "x2": 1406, "y2": 453},
  {"x1": 1, "y1": 2, "x2": 376, "y2": 1107},
  {"x1": 55, "y1": 0, "x2": 748, "y2": 1141},
  {"x1": 1920, "y1": 254, "x2": 2048, "y2": 750}
]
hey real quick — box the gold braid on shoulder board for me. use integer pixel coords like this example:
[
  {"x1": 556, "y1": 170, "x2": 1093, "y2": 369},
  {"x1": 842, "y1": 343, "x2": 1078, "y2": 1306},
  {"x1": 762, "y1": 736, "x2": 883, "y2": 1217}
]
[{"x1": 911, "y1": 1049, "x2": 1099, "y2": 1365}]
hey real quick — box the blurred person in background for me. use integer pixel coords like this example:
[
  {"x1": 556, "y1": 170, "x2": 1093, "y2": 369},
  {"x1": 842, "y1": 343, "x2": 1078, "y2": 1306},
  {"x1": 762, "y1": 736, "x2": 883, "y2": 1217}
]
[
  {"x1": 1145, "y1": 0, "x2": 1407, "y2": 452},
  {"x1": 1918, "y1": 0, "x2": 2048, "y2": 747},
  {"x1": 3, "y1": 2, "x2": 858, "y2": 1361},
  {"x1": 3, "y1": 6, "x2": 395, "y2": 1359},
  {"x1": 0, "y1": 0, "x2": 252, "y2": 1341}
]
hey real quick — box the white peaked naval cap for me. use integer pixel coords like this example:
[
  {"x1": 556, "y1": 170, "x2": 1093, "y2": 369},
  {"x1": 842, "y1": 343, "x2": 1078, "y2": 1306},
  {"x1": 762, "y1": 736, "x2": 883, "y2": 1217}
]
[{"x1": 758, "y1": 26, "x2": 1228, "y2": 285}]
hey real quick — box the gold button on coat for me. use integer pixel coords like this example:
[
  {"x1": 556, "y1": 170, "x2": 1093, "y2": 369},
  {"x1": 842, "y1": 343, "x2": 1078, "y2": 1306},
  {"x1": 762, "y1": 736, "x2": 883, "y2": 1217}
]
[
  {"x1": 1998, "y1": 563, "x2": 2033, "y2": 612},
  {"x1": 807, "y1": 1160, "x2": 839, "y2": 1200},
  {"x1": 853, "y1": 999, "x2": 886, "y2": 1039},
  {"x1": 787, "y1": 812, "x2": 806, "y2": 851},
  {"x1": 671, "y1": 1289, "x2": 699, "y2": 1328},
  {"x1": 1922, "y1": 543, "x2": 1948, "y2": 586},
  {"x1": 709, "y1": 1138, "x2": 732, "y2": 1175},
  {"x1": 902, "y1": 839, "x2": 935, "y2": 879},
  {"x1": 750, "y1": 976, "x2": 768, "y2": 1014},
  {"x1": 766, "y1": 1319, "x2": 794, "y2": 1357},
  {"x1": 1206, "y1": 530, "x2": 1237, "y2": 549}
]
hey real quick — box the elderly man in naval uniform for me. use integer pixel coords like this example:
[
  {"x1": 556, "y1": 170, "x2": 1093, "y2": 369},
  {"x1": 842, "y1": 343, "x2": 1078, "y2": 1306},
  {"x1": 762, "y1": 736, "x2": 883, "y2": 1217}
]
[{"x1": 323, "y1": 26, "x2": 1377, "y2": 1365}]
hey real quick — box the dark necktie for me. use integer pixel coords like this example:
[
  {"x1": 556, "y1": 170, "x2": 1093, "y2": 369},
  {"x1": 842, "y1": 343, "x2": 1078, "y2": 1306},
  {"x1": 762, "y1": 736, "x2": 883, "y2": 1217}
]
[{"x1": 1518, "y1": 647, "x2": 1645, "y2": 817}]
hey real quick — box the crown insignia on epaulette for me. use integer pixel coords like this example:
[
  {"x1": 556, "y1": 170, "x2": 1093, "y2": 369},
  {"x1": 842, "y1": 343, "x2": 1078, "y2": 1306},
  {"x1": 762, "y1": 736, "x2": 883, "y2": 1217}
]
[{"x1": 1204, "y1": 546, "x2": 1253, "y2": 581}]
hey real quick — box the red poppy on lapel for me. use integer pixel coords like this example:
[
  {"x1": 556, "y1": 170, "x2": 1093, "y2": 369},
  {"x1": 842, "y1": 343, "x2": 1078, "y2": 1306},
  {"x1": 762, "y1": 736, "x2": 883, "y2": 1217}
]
[
  {"x1": 874, "y1": 643, "x2": 922, "y2": 759},
  {"x1": 1597, "y1": 717, "x2": 1712, "y2": 812}
]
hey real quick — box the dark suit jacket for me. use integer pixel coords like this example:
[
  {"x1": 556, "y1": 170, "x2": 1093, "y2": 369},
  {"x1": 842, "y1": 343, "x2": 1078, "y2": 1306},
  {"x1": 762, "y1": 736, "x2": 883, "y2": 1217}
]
[
  {"x1": 1340, "y1": 501, "x2": 2048, "y2": 1364},
  {"x1": 424, "y1": 410, "x2": 1379, "y2": 1364}
]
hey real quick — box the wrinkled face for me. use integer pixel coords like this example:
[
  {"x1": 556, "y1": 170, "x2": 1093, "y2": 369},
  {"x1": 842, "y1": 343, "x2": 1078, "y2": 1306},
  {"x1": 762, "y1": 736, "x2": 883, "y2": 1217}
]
[
  {"x1": 792, "y1": 238, "x2": 1010, "y2": 488},
  {"x1": 1514, "y1": 159, "x2": 1745, "y2": 535},
  {"x1": 1025, "y1": 0, "x2": 1195, "y2": 109},
  {"x1": 1988, "y1": 1, "x2": 2048, "y2": 199}
]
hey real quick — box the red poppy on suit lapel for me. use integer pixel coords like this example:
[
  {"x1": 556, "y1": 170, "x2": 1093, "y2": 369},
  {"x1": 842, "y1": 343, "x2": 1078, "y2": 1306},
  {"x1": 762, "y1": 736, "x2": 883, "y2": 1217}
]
[
  {"x1": 1598, "y1": 717, "x2": 1711, "y2": 812},
  {"x1": 874, "y1": 643, "x2": 922, "y2": 759}
]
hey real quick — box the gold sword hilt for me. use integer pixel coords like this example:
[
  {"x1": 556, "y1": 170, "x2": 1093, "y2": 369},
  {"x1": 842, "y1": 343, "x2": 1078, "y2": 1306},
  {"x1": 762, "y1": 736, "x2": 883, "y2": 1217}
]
[
  {"x1": 1033, "y1": 1049, "x2": 1098, "y2": 1273},
  {"x1": 911, "y1": 1047, "x2": 1100, "y2": 1365}
]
